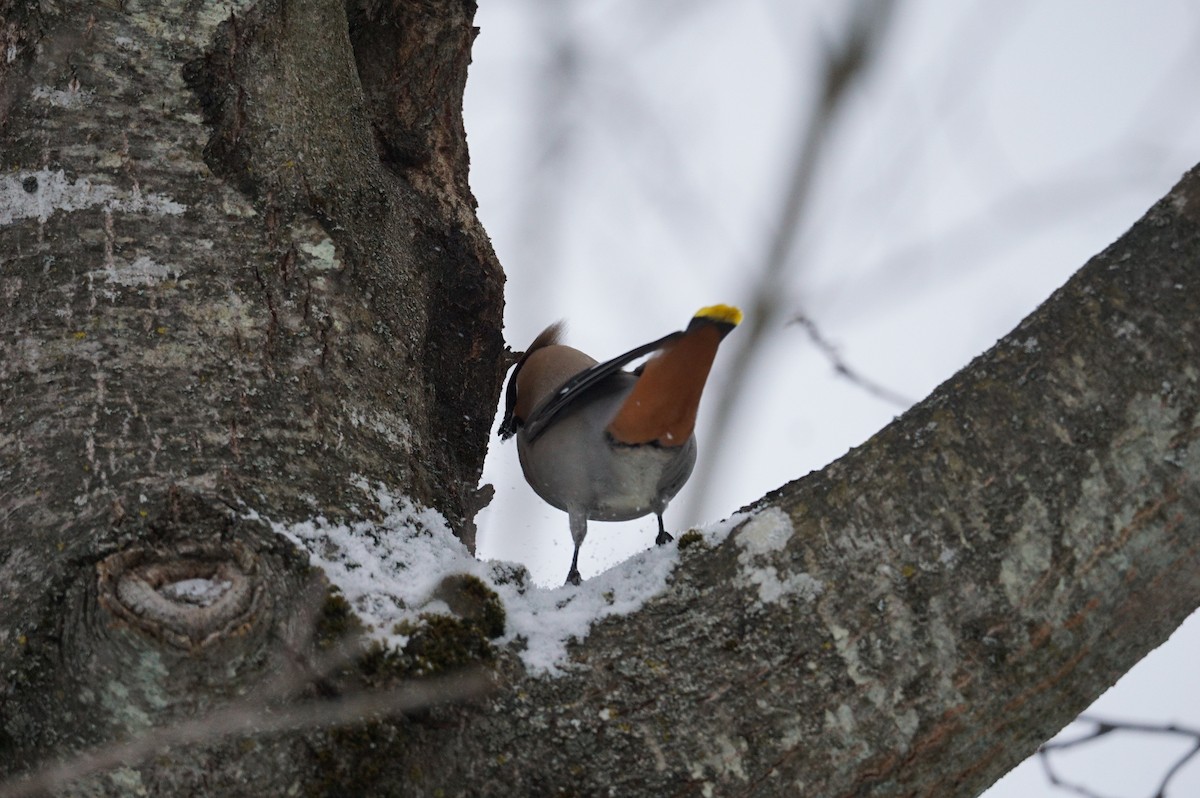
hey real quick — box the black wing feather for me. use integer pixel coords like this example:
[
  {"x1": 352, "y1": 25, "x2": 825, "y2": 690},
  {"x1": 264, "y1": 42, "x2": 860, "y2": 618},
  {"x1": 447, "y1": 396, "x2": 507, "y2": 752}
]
[
  {"x1": 498, "y1": 322, "x2": 565, "y2": 440},
  {"x1": 523, "y1": 330, "x2": 683, "y2": 442}
]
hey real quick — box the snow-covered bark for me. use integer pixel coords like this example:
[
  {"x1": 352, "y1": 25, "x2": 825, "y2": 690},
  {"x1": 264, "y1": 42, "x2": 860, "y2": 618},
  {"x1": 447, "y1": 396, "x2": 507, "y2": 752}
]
[{"x1": 2, "y1": 0, "x2": 1198, "y2": 795}]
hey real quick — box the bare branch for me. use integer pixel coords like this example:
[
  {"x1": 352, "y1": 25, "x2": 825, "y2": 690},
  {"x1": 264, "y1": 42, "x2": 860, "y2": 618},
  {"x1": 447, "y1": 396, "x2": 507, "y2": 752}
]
[
  {"x1": 1036, "y1": 716, "x2": 1200, "y2": 798},
  {"x1": 788, "y1": 313, "x2": 912, "y2": 407},
  {"x1": 0, "y1": 668, "x2": 490, "y2": 798},
  {"x1": 684, "y1": 0, "x2": 899, "y2": 522}
]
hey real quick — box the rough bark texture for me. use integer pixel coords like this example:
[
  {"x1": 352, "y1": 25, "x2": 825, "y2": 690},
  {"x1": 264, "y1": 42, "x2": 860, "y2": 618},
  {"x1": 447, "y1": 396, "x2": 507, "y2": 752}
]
[
  {"x1": 2, "y1": 0, "x2": 1199, "y2": 796},
  {"x1": 1, "y1": 0, "x2": 504, "y2": 789}
]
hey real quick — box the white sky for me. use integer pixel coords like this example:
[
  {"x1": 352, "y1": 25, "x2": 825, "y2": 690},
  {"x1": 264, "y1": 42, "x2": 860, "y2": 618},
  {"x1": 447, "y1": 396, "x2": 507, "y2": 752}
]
[{"x1": 464, "y1": 1, "x2": 1200, "y2": 794}]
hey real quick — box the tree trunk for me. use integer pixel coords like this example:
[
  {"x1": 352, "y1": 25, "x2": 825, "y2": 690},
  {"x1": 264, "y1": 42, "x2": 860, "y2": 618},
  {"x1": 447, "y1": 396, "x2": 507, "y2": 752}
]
[
  {"x1": 2, "y1": 1, "x2": 1198, "y2": 796},
  {"x1": 1, "y1": 0, "x2": 504, "y2": 790}
]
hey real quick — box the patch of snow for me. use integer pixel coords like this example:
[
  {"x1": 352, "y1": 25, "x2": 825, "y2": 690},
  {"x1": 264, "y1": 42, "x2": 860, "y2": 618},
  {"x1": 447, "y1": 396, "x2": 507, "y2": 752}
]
[
  {"x1": 262, "y1": 481, "x2": 695, "y2": 676},
  {"x1": 160, "y1": 578, "x2": 232, "y2": 607},
  {"x1": 506, "y1": 539, "x2": 680, "y2": 674},
  {"x1": 696, "y1": 511, "x2": 749, "y2": 547}
]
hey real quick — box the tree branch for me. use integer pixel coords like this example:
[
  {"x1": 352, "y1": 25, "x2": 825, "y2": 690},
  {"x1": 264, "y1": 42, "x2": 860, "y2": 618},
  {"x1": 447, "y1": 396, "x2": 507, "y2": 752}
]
[{"x1": 401, "y1": 164, "x2": 1200, "y2": 796}]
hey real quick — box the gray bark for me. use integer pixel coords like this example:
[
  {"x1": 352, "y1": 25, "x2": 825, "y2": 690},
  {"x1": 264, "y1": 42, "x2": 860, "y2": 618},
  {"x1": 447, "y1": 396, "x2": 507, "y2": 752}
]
[
  {"x1": 1, "y1": 0, "x2": 504, "y2": 791},
  {"x1": 2, "y1": 0, "x2": 1199, "y2": 796}
]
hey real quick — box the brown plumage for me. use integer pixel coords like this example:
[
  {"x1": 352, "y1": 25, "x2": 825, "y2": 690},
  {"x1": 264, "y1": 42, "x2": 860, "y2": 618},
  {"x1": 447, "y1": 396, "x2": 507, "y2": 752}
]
[{"x1": 606, "y1": 324, "x2": 724, "y2": 447}]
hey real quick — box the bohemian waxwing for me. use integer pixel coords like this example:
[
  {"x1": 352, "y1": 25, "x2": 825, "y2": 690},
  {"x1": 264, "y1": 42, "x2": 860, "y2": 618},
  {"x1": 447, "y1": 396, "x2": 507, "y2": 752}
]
[{"x1": 499, "y1": 305, "x2": 743, "y2": 585}]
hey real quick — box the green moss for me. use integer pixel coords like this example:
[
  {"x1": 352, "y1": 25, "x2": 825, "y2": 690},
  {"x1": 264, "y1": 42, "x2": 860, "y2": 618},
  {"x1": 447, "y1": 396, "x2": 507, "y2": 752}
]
[
  {"x1": 403, "y1": 614, "x2": 495, "y2": 674},
  {"x1": 314, "y1": 589, "x2": 364, "y2": 650},
  {"x1": 360, "y1": 613, "x2": 495, "y2": 684},
  {"x1": 358, "y1": 641, "x2": 409, "y2": 683},
  {"x1": 304, "y1": 578, "x2": 501, "y2": 795},
  {"x1": 488, "y1": 561, "x2": 530, "y2": 588},
  {"x1": 431, "y1": 574, "x2": 506, "y2": 639},
  {"x1": 307, "y1": 721, "x2": 407, "y2": 797},
  {"x1": 676, "y1": 530, "x2": 706, "y2": 550}
]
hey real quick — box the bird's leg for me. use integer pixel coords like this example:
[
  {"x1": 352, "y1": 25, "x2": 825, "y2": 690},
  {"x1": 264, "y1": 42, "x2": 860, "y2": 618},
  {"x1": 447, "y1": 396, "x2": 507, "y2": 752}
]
[
  {"x1": 655, "y1": 513, "x2": 673, "y2": 546},
  {"x1": 566, "y1": 548, "x2": 582, "y2": 586},
  {"x1": 566, "y1": 511, "x2": 587, "y2": 586}
]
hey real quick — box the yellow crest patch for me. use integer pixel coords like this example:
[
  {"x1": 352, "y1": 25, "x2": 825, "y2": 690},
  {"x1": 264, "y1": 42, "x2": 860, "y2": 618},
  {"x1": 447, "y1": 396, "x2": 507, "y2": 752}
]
[{"x1": 693, "y1": 304, "x2": 743, "y2": 326}]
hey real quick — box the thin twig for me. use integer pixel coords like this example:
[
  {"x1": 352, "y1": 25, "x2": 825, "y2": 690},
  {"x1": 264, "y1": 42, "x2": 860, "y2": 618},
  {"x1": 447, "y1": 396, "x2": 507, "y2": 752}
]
[
  {"x1": 683, "y1": 0, "x2": 899, "y2": 523},
  {"x1": 0, "y1": 668, "x2": 490, "y2": 798},
  {"x1": 1155, "y1": 738, "x2": 1200, "y2": 798},
  {"x1": 0, "y1": 582, "x2": 489, "y2": 798},
  {"x1": 788, "y1": 313, "x2": 912, "y2": 407},
  {"x1": 1037, "y1": 716, "x2": 1200, "y2": 798}
]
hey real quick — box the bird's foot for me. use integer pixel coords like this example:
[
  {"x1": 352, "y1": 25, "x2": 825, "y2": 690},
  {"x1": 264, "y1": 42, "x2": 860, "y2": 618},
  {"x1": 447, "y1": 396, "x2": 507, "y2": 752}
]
[
  {"x1": 655, "y1": 529, "x2": 674, "y2": 546},
  {"x1": 565, "y1": 568, "x2": 582, "y2": 586}
]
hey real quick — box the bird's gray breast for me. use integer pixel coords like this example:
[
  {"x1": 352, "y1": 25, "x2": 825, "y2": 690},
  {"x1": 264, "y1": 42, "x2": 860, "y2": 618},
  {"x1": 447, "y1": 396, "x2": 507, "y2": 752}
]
[{"x1": 516, "y1": 373, "x2": 697, "y2": 522}]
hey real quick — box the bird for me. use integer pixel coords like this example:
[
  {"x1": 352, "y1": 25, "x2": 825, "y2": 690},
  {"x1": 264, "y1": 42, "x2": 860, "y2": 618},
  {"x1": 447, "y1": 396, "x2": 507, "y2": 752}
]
[{"x1": 498, "y1": 304, "x2": 743, "y2": 585}]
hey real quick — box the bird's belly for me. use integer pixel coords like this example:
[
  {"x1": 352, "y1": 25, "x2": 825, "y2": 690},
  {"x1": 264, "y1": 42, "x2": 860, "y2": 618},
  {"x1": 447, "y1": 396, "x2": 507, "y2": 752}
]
[
  {"x1": 517, "y1": 418, "x2": 696, "y2": 522},
  {"x1": 589, "y1": 443, "x2": 690, "y2": 521}
]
